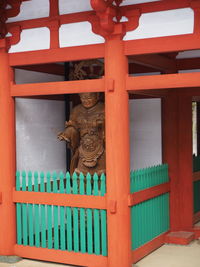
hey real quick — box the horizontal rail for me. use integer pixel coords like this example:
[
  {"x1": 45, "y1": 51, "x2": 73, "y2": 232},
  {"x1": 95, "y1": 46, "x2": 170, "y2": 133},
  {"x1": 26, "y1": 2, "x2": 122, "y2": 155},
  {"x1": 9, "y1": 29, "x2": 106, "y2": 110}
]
[
  {"x1": 128, "y1": 183, "x2": 170, "y2": 206},
  {"x1": 125, "y1": 34, "x2": 200, "y2": 56},
  {"x1": 126, "y1": 72, "x2": 200, "y2": 92},
  {"x1": 14, "y1": 245, "x2": 107, "y2": 267},
  {"x1": 13, "y1": 190, "x2": 107, "y2": 210},
  {"x1": 11, "y1": 78, "x2": 105, "y2": 96},
  {"x1": 193, "y1": 171, "x2": 200, "y2": 181},
  {"x1": 132, "y1": 232, "x2": 167, "y2": 263},
  {"x1": 9, "y1": 44, "x2": 105, "y2": 66}
]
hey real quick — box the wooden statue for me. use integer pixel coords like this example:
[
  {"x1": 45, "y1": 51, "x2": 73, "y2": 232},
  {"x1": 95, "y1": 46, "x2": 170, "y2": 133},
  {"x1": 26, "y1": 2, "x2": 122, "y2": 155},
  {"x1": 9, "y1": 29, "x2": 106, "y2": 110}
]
[{"x1": 58, "y1": 92, "x2": 105, "y2": 175}]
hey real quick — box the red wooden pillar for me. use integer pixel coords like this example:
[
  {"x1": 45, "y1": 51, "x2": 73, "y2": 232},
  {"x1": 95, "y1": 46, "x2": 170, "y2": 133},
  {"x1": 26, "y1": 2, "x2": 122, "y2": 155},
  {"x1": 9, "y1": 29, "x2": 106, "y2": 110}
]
[
  {"x1": 162, "y1": 91, "x2": 193, "y2": 232},
  {"x1": 104, "y1": 36, "x2": 132, "y2": 267},
  {"x1": 0, "y1": 43, "x2": 16, "y2": 254}
]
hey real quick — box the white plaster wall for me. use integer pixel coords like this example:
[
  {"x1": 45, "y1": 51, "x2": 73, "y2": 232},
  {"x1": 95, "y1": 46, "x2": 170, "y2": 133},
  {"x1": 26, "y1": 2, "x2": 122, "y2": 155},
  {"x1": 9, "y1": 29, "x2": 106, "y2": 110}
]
[
  {"x1": 129, "y1": 99, "x2": 162, "y2": 170},
  {"x1": 15, "y1": 70, "x2": 66, "y2": 173}
]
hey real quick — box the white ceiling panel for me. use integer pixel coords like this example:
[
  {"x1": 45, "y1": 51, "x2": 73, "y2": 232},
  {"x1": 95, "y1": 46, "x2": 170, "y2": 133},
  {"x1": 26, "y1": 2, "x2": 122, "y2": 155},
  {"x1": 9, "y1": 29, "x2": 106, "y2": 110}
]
[
  {"x1": 59, "y1": 22, "x2": 104, "y2": 47},
  {"x1": 7, "y1": 0, "x2": 49, "y2": 22},
  {"x1": 121, "y1": 0, "x2": 161, "y2": 6},
  {"x1": 124, "y1": 8, "x2": 194, "y2": 40},
  {"x1": 59, "y1": 0, "x2": 92, "y2": 15},
  {"x1": 9, "y1": 27, "x2": 50, "y2": 53}
]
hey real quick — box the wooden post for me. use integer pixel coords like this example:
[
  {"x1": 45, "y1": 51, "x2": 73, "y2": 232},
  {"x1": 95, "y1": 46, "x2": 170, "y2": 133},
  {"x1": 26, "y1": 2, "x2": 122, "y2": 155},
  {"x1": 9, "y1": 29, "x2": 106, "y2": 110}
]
[
  {"x1": 0, "y1": 43, "x2": 16, "y2": 254},
  {"x1": 105, "y1": 36, "x2": 132, "y2": 267},
  {"x1": 162, "y1": 91, "x2": 193, "y2": 231}
]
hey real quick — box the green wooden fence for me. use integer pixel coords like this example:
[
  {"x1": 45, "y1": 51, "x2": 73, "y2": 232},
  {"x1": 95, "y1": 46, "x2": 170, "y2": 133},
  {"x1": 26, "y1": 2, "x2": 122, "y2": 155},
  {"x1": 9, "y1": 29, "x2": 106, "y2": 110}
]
[
  {"x1": 16, "y1": 171, "x2": 107, "y2": 256},
  {"x1": 130, "y1": 164, "x2": 170, "y2": 250},
  {"x1": 193, "y1": 155, "x2": 200, "y2": 214}
]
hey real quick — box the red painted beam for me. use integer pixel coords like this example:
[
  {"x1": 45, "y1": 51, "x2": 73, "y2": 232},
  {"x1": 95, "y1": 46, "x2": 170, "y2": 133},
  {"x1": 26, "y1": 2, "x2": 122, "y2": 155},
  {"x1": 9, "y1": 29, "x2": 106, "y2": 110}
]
[
  {"x1": 125, "y1": 34, "x2": 200, "y2": 56},
  {"x1": 132, "y1": 233, "x2": 167, "y2": 264},
  {"x1": 13, "y1": 190, "x2": 107, "y2": 210},
  {"x1": 14, "y1": 245, "x2": 107, "y2": 267},
  {"x1": 11, "y1": 78, "x2": 105, "y2": 97},
  {"x1": 9, "y1": 44, "x2": 105, "y2": 66},
  {"x1": 127, "y1": 72, "x2": 200, "y2": 92},
  {"x1": 128, "y1": 183, "x2": 170, "y2": 206}
]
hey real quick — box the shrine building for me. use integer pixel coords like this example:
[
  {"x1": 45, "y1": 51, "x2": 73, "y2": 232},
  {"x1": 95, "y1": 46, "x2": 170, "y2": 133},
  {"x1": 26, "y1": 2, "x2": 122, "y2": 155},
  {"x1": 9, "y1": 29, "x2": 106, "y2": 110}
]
[{"x1": 0, "y1": 1, "x2": 200, "y2": 267}]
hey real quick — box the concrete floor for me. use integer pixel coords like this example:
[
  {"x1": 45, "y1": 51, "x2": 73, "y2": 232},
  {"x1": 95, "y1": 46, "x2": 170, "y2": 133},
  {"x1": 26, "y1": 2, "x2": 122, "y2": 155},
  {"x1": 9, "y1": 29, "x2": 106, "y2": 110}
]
[{"x1": 0, "y1": 241, "x2": 199, "y2": 267}]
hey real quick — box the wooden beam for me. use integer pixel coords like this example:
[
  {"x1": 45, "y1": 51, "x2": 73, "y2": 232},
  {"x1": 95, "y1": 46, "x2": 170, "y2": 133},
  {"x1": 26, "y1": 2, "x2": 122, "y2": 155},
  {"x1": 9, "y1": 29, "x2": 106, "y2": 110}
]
[
  {"x1": 177, "y1": 58, "x2": 200, "y2": 70},
  {"x1": 11, "y1": 79, "x2": 105, "y2": 97},
  {"x1": 16, "y1": 64, "x2": 65, "y2": 76},
  {"x1": 129, "y1": 54, "x2": 176, "y2": 72},
  {"x1": 125, "y1": 34, "x2": 200, "y2": 56},
  {"x1": 126, "y1": 72, "x2": 200, "y2": 92},
  {"x1": 9, "y1": 44, "x2": 105, "y2": 66}
]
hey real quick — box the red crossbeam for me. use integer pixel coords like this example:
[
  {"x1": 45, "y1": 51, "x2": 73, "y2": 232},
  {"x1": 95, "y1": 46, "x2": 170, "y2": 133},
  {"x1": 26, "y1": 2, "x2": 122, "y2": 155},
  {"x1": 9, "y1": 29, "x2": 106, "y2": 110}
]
[
  {"x1": 128, "y1": 183, "x2": 170, "y2": 206},
  {"x1": 13, "y1": 190, "x2": 107, "y2": 210}
]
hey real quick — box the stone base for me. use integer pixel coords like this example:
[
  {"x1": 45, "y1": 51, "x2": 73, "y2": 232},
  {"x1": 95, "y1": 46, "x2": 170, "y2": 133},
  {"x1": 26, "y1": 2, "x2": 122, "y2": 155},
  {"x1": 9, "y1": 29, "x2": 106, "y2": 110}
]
[
  {"x1": 165, "y1": 231, "x2": 195, "y2": 245},
  {"x1": 0, "y1": 255, "x2": 22, "y2": 263}
]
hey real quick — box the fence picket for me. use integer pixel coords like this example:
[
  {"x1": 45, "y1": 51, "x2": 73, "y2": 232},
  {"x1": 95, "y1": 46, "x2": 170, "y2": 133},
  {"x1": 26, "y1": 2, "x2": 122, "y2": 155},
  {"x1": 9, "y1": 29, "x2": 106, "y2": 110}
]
[
  {"x1": 72, "y1": 172, "x2": 79, "y2": 252},
  {"x1": 93, "y1": 173, "x2": 100, "y2": 255},
  {"x1": 16, "y1": 171, "x2": 22, "y2": 245},
  {"x1": 22, "y1": 171, "x2": 28, "y2": 246},
  {"x1": 79, "y1": 173, "x2": 86, "y2": 253},
  {"x1": 34, "y1": 172, "x2": 40, "y2": 247},
  {"x1": 28, "y1": 171, "x2": 34, "y2": 246},
  {"x1": 100, "y1": 173, "x2": 107, "y2": 256},
  {"x1": 53, "y1": 172, "x2": 59, "y2": 250},
  {"x1": 40, "y1": 172, "x2": 46, "y2": 248},
  {"x1": 86, "y1": 173, "x2": 93, "y2": 254},
  {"x1": 46, "y1": 172, "x2": 52, "y2": 249},
  {"x1": 59, "y1": 172, "x2": 66, "y2": 251},
  {"x1": 66, "y1": 172, "x2": 72, "y2": 251}
]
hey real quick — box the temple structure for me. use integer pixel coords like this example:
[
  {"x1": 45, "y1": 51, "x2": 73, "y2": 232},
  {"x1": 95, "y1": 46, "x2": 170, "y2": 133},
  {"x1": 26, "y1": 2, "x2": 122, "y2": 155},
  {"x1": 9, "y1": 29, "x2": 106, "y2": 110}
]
[{"x1": 0, "y1": 1, "x2": 200, "y2": 267}]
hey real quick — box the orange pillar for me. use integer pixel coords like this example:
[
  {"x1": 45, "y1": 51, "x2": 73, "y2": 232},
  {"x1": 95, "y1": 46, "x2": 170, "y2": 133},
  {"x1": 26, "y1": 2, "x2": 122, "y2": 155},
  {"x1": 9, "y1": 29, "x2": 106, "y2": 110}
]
[
  {"x1": 105, "y1": 36, "x2": 132, "y2": 267},
  {"x1": 0, "y1": 44, "x2": 16, "y2": 254},
  {"x1": 162, "y1": 91, "x2": 193, "y2": 231}
]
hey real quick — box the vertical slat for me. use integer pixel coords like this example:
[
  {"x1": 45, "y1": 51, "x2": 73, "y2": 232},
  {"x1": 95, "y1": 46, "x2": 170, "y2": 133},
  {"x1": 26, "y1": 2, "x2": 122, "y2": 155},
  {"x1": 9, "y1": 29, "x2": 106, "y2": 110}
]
[
  {"x1": 72, "y1": 172, "x2": 79, "y2": 252},
  {"x1": 40, "y1": 172, "x2": 46, "y2": 248},
  {"x1": 79, "y1": 172, "x2": 86, "y2": 253},
  {"x1": 22, "y1": 171, "x2": 28, "y2": 246},
  {"x1": 34, "y1": 171, "x2": 40, "y2": 247},
  {"x1": 93, "y1": 173, "x2": 100, "y2": 255},
  {"x1": 86, "y1": 173, "x2": 93, "y2": 254},
  {"x1": 53, "y1": 172, "x2": 59, "y2": 250},
  {"x1": 28, "y1": 171, "x2": 34, "y2": 246},
  {"x1": 66, "y1": 172, "x2": 72, "y2": 251},
  {"x1": 47, "y1": 172, "x2": 53, "y2": 249},
  {"x1": 16, "y1": 171, "x2": 22, "y2": 245},
  {"x1": 100, "y1": 173, "x2": 107, "y2": 256},
  {"x1": 59, "y1": 172, "x2": 66, "y2": 251}
]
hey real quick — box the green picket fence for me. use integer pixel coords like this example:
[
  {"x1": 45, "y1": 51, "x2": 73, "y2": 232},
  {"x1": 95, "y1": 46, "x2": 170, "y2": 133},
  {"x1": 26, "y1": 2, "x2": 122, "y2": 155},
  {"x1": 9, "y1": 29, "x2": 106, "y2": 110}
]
[
  {"x1": 130, "y1": 164, "x2": 170, "y2": 250},
  {"x1": 193, "y1": 155, "x2": 200, "y2": 214},
  {"x1": 15, "y1": 171, "x2": 107, "y2": 256},
  {"x1": 193, "y1": 155, "x2": 200, "y2": 172}
]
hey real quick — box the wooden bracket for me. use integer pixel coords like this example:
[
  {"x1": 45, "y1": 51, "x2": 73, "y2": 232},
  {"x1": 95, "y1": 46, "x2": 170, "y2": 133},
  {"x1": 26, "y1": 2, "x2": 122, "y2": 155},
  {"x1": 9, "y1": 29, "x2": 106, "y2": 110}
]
[{"x1": 109, "y1": 200, "x2": 117, "y2": 214}]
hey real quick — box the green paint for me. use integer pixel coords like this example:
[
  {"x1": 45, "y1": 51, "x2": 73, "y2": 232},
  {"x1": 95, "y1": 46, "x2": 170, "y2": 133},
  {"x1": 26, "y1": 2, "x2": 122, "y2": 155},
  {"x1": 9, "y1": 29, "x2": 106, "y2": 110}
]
[
  {"x1": 59, "y1": 172, "x2": 66, "y2": 251},
  {"x1": 66, "y1": 172, "x2": 72, "y2": 251},
  {"x1": 79, "y1": 173, "x2": 86, "y2": 253},
  {"x1": 93, "y1": 173, "x2": 100, "y2": 255},
  {"x1": 53, "y1": 172, "x2": 59, "y2": 250},
  {"x1": 28, "y1": 171, "x2": 34, "y2": 246},
  {"x1": 72, "y1": 172, "x2": 79, "y2": 252},
  {"x1": 86, "y1": 173, "x2": 93, "y2": 254},
  {"x1": 40, "y1": 172, "x2": 46, "y2": 248},
  {"x1": 34, "y1": 172, "x2": 40, "y2": 247},
  {"x1": 46, "y1": 172, "x2": 52, "y2": 249}
]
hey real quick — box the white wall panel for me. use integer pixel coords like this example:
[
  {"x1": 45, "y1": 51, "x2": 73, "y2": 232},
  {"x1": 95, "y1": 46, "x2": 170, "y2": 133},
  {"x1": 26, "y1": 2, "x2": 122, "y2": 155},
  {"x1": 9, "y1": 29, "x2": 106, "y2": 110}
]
[
  {"x1": 121, "y1": 0, "x2": 160, "y2": 5},
  {"x1": 9, "y1": 27, "x2": 50, "y2": 53},
  {"x1": 7, "y1": 0, "x2": 49, "y2": 22},
  {"x1": 59, "y1": 0, "x2": 92, "y2": 15},
  {"x1": 124, "y1": 8, "x2": 194, "y2": 40},
  {"x1": 59, "y1": 22, "x2": 104, "y2": 47},
  {"x1": 129, "y1": 99, "x2": 162, "y2": 170}
]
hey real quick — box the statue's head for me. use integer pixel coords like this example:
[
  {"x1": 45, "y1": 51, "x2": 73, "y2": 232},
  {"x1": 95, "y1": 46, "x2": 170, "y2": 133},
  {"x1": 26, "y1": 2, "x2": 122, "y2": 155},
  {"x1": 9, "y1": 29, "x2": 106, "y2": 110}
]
[{"x1": 79, "y1": 92, "x2": 100, "y2": 109}]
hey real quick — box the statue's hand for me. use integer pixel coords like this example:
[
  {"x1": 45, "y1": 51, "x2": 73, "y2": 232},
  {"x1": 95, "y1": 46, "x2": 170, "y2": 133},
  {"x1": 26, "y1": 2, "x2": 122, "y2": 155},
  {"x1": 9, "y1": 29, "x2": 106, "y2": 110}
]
[{"x1": 57, "y1": 132, "x2": 70, "y2": 142}]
